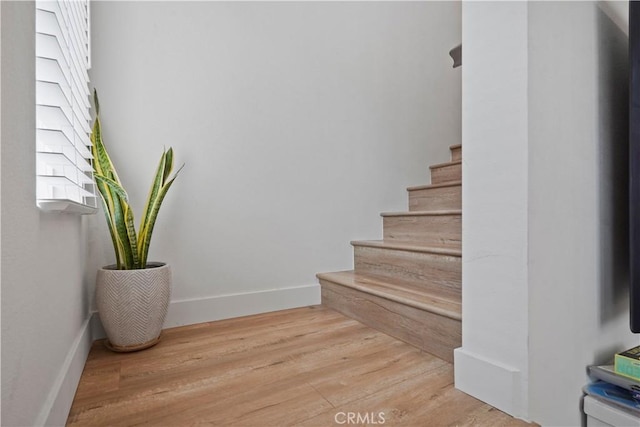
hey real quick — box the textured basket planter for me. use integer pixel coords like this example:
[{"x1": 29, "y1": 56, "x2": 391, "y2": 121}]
[{"x1": 96, "y1": 262, "x2": 171, "y2": 352}]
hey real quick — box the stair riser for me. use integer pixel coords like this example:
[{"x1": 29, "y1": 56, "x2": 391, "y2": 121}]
[
  {"x1": 383, "y1": 214, "x2": 461, "y2": 249},
  {"x1": 408, "y1": 185, "x2": 461, "y2": 211},
  {"x1": 450, "y1": 146, "x2": 462, "y2": 162},
  {"x1": 431, "y1": 163, "x2": 461, "y2": 185},
  {"x1": 321, "y1": 281, "x2": 461, "y2": 363},
  {"x1": 354, "y1": 246, "x2": 461, "y2": 293}
]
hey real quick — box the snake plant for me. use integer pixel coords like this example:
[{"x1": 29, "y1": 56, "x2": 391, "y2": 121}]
[{"x1": 90, "y1": 90, "x2": 183, "y2": 269}]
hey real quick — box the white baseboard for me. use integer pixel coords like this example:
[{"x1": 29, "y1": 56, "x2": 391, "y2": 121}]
[
  {"x1": 165, "y1": 284, "x2": 321, "y2": 327},
  {"x1": 454, "y1": 347, "x2": 528, "y2": 420},
  {"x1": 91, "y1": 284, "x2": 322, "y2": 339},
  {"x1": 35, "y1": 315, "x2": 93, "y2": 427}
]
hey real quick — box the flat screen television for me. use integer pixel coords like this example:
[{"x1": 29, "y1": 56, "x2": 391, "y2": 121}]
[{"x1": 629, "y1": 1, "x2": 640, "y2": 333}]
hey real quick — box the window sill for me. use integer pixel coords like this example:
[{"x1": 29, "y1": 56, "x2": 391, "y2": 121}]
[{"x1": 37, "y1": 199, "x2": 97, "y2": 215}]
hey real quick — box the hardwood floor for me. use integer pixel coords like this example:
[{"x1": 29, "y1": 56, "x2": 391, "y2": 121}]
[{"x1": 68, "y1": 306, "x2": 532, "y2": 426}]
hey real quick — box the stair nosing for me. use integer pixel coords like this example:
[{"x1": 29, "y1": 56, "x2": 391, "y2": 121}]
[
  {"x1": 407, "y1": 181, "x2": 461, "y2": 192},
  {"x1": 350, "y1": 240, "x2": 461, "y2": 257},
  {"x1": 430, "y1": 160, "x2": 462, "y2": 170},
  {"x1": 381, "y1": 209, "x2": 461, "y2": 218},
  {"x1": 317, "y1": 271, "x2": 461, "y2": 321}
]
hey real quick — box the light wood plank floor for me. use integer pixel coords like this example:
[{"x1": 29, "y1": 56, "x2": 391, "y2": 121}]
[{"x1": 68, "y1": 306, "x2": 532, "y2": 426}]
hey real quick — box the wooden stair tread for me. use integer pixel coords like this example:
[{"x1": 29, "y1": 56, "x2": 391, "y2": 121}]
[
  {"x1": 381, "y1": 209, "x2": 461, "y2": 217},
  {"x1": 316, "y1": 271, "x2": 461, "y2": 321},
  {"x1": 351, "y1": 240, "x2": 461, "y2": 257},
  {"x1": 407, "y1": 181, "x2": 461, "y2": 191},
  {"x1": 430, "y1": 160, "x2": 462, "y2": 170},
  {"x1": 449, "y1": 144, "x2": 462, "y2": 150}
]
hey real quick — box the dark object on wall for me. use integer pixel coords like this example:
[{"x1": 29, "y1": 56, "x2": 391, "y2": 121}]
[
  {"x1": 449, "y1": 44, "x2": 461, "y2": 68},
  {"x1": 629, "y1": 1, "x2": 640, "y2": 333}
]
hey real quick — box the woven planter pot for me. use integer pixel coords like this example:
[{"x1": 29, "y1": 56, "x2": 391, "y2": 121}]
[{"x1": 96, "y1": 262, "x2": 171, "y2": 352}]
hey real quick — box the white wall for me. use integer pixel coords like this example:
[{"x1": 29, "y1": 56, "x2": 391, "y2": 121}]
[
  {"x1": 1, "y1": 2, "x2": 94, "y2": 425},
  {"x1": 528, "y1": 2, "x2": 636, "y2": 425},
  {"x1": 455, "y1": 1, "x2": 530, "y2": 418},
  {"x1": 459, "y1": 1, "x2": 637, "y2": 425},
  {"x1": 88, "y1": 1, "x2": 462, "y2": 325}
]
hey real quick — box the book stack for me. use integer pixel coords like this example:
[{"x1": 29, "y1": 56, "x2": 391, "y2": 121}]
[
  {"x1": 586, "y1": 346, "x2": 640, "y2": 420},
  {"x1": 615, "y1": 346, "x2": 640, "y2": 382}
]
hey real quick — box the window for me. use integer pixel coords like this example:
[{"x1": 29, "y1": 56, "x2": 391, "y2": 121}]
[{"x1": 35, "y1": 0, "x2": 97, "y2": 214}]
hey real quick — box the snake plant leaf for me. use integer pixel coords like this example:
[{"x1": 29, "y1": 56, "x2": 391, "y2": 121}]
[
  {"x1": 92, "y1": 95, "x2": 132, "y2": 268},
  {"x1": 93, "y1": 136, "x2": 121, "y2": 184},
  {"x1": 91, "y1": 92, "x2": 122, "y2": 185},
  {"x1": 138, "y1": 164, "x2": 183, "y2": 267},
  {"x1": 94, "y1": 88, "x2": 100, "y2": 115},
  {"x1": 110, "y1": 192, "x2": 136, "y2": 269},
  {"x1": 95, "y1": 176, "x2": 126, "y2": 269},
  {"x1": 138, "y1": 150, "x2": 168, "y2": 240},
  {"x1": 162, "y1": 147, "x2": 174, "y2": 183},
  {"x1": 137, "y1": 148, "x2": 183, "y2": 267},
  {"x1": 92, "y1": 95, "x2": 125, "y2": 268},
  {"x1": 94, "y1": 174, "x2": 129, "y2": 202},
  {"x1": 123, "y1": 202, "x2": 140, "y2": 269},
  {"x1": 97, "y1": 167, "x2": 139, "y2": 269},
  {"x1": 95, "y1": 186, "x2": 122, "y2": 268}
]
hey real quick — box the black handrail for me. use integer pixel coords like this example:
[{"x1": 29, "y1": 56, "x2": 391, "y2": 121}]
[{"x1": 449, "y1": 44, "x2": 462, "y2": 68}]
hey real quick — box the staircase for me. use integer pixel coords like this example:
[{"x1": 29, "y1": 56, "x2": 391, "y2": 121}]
[{"x1": 317, "y1": 144, "x2": 461, "y2": 363}]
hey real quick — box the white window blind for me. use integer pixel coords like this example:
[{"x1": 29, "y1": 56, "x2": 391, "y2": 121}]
[{"x1": 36, "y1": 0, "x2": 97, "y2": 214}]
